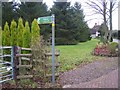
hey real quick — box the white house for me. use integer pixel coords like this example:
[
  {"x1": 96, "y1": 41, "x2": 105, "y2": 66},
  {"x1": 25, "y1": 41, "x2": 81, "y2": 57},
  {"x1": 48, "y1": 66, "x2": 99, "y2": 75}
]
[{"x1": 90, "y1": 23, "x2": 100, "y2": 38}]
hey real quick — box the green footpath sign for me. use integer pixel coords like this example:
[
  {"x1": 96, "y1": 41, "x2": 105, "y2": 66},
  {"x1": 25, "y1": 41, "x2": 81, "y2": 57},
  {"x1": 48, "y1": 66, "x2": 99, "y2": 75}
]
[{"x1": 37, "y1": 16, "x2": 52, "y2": 24}]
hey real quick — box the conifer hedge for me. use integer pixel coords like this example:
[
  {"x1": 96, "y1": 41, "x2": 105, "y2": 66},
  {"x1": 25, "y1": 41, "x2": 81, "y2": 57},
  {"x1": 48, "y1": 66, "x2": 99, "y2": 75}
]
[
  {"x1": 3, "y1": 22, "x2": 10, "y2": 46},
  {"x1": 2, "y1": 18, "x2": 40, "y2": 48},
  {"x1": 0, "y1": 27, "x2": 2, "y2": 46}
]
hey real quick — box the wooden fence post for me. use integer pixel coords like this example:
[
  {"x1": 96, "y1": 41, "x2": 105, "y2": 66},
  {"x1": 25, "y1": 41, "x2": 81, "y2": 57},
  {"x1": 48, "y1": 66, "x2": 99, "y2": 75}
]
[{"x1": 13, "y1": 46, "x2": 19, "y2": 87}]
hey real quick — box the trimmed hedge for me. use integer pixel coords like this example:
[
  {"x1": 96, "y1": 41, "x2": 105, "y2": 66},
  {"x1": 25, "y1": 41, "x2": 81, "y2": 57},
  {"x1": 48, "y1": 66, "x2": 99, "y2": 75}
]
[{"x1": 55, "y1": 38, "x2": 78, "y2": 45}]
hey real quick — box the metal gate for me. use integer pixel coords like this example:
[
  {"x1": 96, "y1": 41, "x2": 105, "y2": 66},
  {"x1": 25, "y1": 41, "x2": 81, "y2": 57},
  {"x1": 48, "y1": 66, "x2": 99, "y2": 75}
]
[{"x1": 0, "y1": 46, "x2": 14, "y2": 83}]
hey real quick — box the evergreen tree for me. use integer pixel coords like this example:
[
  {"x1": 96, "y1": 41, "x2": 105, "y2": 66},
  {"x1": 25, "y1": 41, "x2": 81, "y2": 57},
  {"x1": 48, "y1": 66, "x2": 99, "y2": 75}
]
[
  {"x1": 17, "y1": 2, "x2": 48, "y2": 25},
  {"x1": 51, "y1": 1, "x2": 90, "y2": 44},
  {"x1": 31, "y1": 19, "x2": 40, "y2": 45},
  {"x1": 17, "y1": 18, "x2": 24, "y2": 47},
  {"x1": 0, "y1": 27, "x2": 2, "y2": 46},
  {"x1": 23, "y1": 21, "x2": 31, "y2": 48},
  {"x1": 51, "y1": 1, "x2": 78, "y2": 45},
  {"x1": 2, "y1": 2, "x2": 14, "y2": 28},
  {"x1": 10, "y1": 20, "x2": 17, "y2": 46},
  {"x1": 3, "y1": 22, "x2": 11, "y2": 46},
  {"x1": 16, "y1": 2, "x2": 50, "y2": 40},
  {"x1": 70, "y1": 2, "x2": 90, "y2": 42},
  {"x1": 2, "y1": 2, "x2": 18, "y2": 28}
]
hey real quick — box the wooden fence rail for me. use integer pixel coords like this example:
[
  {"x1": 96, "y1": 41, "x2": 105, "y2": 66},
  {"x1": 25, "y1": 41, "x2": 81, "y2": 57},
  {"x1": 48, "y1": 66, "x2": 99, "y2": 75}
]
[
  {"x1": 9, "y1": 46, "x2": 33, "y2": 86},
  {"x1": 0, "y1": 46, "x2": 60, "y2": 86}
]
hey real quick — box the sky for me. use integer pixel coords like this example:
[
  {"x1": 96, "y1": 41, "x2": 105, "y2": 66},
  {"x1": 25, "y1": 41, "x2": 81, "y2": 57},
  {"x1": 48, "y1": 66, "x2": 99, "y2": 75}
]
[{"x1": 43, "y1": 0, "x2": 119, "y2": 30}]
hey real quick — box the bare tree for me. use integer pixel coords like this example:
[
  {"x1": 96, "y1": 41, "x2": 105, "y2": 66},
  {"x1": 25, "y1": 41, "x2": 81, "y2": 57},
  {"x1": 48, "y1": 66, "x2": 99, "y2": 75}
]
[
  {"x1": 86, "y1": 0, "x2": 118, "y2": 42},
  {"x1": 108, "y1": 0, "x2": 117, "y2": 41},
  {"x1": 86, "y1": 0, "x2": 108, "y2": 24}
]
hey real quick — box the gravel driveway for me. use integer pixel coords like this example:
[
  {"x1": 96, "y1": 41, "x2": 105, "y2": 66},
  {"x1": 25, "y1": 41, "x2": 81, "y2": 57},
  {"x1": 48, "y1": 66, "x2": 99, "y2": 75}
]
[{"x1": 60, "y1": 57, "x2": 118, "y2": 88}]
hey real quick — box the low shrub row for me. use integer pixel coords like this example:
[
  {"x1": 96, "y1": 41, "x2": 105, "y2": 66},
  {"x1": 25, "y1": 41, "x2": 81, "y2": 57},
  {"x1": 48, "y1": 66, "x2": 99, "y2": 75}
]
[{"x1": 93, "y1": 42, "x2": 118, "y2": 57}]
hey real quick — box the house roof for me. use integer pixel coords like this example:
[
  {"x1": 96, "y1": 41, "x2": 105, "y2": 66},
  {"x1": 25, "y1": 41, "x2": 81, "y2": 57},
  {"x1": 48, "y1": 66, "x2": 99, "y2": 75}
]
[{"x1": 90, "y1": 23, "x2": 100, "y2": 34}]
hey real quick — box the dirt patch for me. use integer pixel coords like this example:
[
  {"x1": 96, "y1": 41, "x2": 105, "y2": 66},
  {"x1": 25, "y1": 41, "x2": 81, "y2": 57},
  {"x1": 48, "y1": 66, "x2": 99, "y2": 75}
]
[
  {"x1": 64, "y1": 69, "x2": 118, "y2": 88},
  {"x1": 60, "y1": 57, "x2": 118, "y2": 87}
]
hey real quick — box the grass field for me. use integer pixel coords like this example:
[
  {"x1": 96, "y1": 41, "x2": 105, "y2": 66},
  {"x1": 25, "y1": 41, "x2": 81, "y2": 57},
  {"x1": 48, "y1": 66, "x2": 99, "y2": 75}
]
[{"x1": 55, "y1": 39, "x2": 104, "y2": 72}]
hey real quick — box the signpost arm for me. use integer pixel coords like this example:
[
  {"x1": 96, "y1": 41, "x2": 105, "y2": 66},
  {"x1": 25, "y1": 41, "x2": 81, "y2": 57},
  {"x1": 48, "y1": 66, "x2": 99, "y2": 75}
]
[{"x1": 52, "y1": 14, "x2": 55, "y2": 87}]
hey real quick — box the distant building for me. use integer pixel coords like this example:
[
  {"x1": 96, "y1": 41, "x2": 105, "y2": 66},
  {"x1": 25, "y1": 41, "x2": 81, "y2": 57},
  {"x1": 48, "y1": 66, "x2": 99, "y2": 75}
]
[{"x1": 90, "y1": 23, "x2": 100, "y2": 38}]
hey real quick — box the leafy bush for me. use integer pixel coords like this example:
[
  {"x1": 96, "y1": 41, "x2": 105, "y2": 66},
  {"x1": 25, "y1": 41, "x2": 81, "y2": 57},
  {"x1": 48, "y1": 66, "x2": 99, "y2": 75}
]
[
  {"x1": 31, "y1": 36, "x2": 50, "y2": 78},
  {"x1": 108, "y1": 42, "x2": 118, "y2": 54},
  {"x1": 19, "y1": 79, "x2": 38, "y2": 88},
  {"x1": 79, "y1": 33, "x2": 91, "y2": 42},
  {"x1": 94, "y1": 43, "x2": 110, "y2": 55},
  {"x1": 94, "y1": 42, "x2": 118, "y2": 56},
  {"x1": 55, "y1": 38, "x2": 78, "y2": 45}
]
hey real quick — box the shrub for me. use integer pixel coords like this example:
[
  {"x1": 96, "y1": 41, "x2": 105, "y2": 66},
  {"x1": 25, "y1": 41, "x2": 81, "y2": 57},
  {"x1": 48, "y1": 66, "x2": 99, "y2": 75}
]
[
  {"x1": 2, "y1": 22, "x2": 11, "y2": 55},
  {"x1": 19, "y1": 79, "x2": 38, "y2": 88},
  {"x1": 31, "y1": 36, "x2": 50, "y2": 77},
  {"x1": 23, "y1": 21, "x2": 31, "y2": 48},
  {"x1": 108, "y1": 42, "x2": 118, "y2": 54},
  {"x1": 10, "y1": 20, "x2": 17, "y2": 46},
  {"x1": 31, "y1": 19, "x2": 40, "y2": 45},
  {"x1": 55, "y1": 38, "x2": 78, "y2": 45},
  {"x1": 94, "y1": 42, "x2": 119, "y2": 56},
  {"x1": 94, "y1": 42, "x2": 110, "y2": 55},
  {"x1": 0, "y1": 27, "x2": 2, "y2": 46},
  {"x1": 17, "y1": 18, "x2": 24, "y2": 47},
  {"x1": 79, "y1": 33, "x2": 90, "y2": 42},
  {"x1": 3, "y1": 22, "x2": 11, "y2": 46}
]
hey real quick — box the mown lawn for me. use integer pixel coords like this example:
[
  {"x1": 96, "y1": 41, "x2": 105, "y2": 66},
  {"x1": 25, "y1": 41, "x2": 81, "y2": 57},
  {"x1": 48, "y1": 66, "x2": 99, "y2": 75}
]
[{"x1": 55, "y1": 39, "x2": 104, "y2": 72}]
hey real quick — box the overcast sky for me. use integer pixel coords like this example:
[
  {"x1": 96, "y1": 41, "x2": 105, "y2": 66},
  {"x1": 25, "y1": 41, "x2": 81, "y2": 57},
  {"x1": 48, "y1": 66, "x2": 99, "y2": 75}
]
[
  {"x1": 7, "y1": 0, "x2": 119, "y2": 30},
  {"x1": 43, "y1": 0, "x2": 118, "y2": 30}
]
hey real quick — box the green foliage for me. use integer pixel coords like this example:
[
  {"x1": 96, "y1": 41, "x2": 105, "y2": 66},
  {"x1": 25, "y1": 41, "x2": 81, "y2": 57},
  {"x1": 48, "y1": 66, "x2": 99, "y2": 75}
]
[
  {"x1": 2, "y1": 2, "x2": 91, "y2": 45},
  {"x1": 2, "y1": 2, "x2": 48, "y2": 29},
  {"x1": 23, "y1": 21, "x2": 31, "y2": 48},
  {"x1": 2, "y1": 18, "x2": 41, "y2": 48},
  {"x1": 100, "y1": 36, "x2": 108, "y2": 44},
  {"x1": 19, "y1": 79, "x2": 38, "y2": 88},
  {"x1": 51, "y1": 2, "x2": 90, "y2": 45},
  {"x1": 0, "y1": 27, "x2": 2, "y2": 46},
  {"x1": 98, "y1": 23, "x2": 109, "y2": 44},
  {"x1": 10, "y1": 20, "x2": 17, "y2": 46},
  {"x1": 17, "y1": 18, "x2": 24, "y2": 47},
  {"x1": 51, "y1": 2, "x2": 75, "y2": 45},
  {"x1": 108, "y1": 42, "x2": 118, "y2": 54},
  {"x1": 31, "y1": 19, "x2": 40, "y2": 45},
  {"x1": 17, "y1": 2, "x2": 48, "y2": 25},
  {"x1": 56, "y1": 38, "x2": 78, "y2": 45},
  {"x1": 70, "y1": 2, "x2": 90, "y2": 42},
  {"x1": 2, "y1": 2, "x2": 17, "y2": 28},
  {"x1": 2, "y1": 22, "x2": 11, "y2": 46}
]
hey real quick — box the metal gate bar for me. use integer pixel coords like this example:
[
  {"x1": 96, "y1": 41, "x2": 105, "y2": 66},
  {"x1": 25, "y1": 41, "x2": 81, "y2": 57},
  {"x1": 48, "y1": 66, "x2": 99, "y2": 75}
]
[
  {"x1": 0, "y1": 46, "x2": 14, "y2": 83},
  {"x1": 0, "y1": 74, "x2": 12, "y2": 79}
]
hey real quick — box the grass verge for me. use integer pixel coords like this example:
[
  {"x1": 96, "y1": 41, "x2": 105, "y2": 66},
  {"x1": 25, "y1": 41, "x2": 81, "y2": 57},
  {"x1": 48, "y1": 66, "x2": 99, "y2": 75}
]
[{"x1": 55, "y1": 39, "x2": 104, "y2": 72}]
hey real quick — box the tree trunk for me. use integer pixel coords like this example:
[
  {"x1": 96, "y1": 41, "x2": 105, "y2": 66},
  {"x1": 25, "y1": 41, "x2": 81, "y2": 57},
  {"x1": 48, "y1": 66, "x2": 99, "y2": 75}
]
[
  {"x1": 103, "y1": 1, "x2": 107, "y2": 25},
  {"x1": 103, "y1": 1, "x2": 108, "y2": 41},
  {"x1": 109, "y1": 1, "x2": 113, "y2": 42}
]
